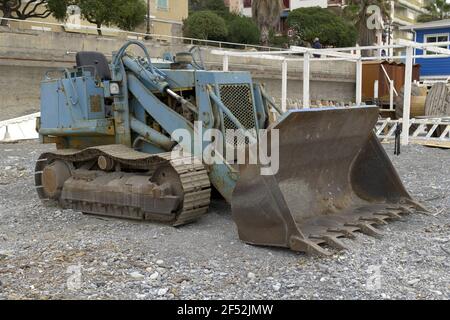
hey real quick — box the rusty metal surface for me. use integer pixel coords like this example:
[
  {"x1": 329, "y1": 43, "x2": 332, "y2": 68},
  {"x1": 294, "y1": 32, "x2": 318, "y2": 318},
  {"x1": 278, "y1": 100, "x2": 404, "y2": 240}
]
[
  {"x1": 90, "y1": 95, "x2": 102, "y2": 113},
  {"x1": 35, "y1": 145, "x2": 211, "y2": 226},
  {"x1": 231, "y1": 107, "x2": 424, "y2": 256},
  {"x1": 362, "y1": 61, "x2": 420, "y2": 101}
]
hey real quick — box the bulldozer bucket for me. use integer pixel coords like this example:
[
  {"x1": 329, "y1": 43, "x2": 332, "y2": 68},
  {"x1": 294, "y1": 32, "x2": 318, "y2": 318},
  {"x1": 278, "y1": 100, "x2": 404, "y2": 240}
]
[{"x1": 231, "y1": 106, "x2": 425, "y2": 256}]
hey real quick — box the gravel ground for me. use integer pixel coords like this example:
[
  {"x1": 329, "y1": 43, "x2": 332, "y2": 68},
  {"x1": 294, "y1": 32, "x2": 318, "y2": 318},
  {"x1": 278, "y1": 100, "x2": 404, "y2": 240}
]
[{"x1": 0, "y1": 140, "x2": 449, "y2": 300}]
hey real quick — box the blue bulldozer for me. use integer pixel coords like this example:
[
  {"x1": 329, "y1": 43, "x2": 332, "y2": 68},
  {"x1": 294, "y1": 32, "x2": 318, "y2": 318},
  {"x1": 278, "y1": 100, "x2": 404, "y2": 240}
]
[{"x1": 35, "y1": 41, "x2": 423, "y2": 255}]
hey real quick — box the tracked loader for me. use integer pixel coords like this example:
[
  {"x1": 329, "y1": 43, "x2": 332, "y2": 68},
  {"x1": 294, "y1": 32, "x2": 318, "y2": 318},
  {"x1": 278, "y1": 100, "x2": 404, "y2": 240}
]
[{"x1": 35, "y1": 41, "x2": 424, "y2": 255}]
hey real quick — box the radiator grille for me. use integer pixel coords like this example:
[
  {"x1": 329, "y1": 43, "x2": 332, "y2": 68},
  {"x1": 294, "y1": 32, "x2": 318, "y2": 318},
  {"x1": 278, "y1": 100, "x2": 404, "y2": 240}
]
[{"x1": 219, "y1": 84, "x2": 256, "y2": 145}]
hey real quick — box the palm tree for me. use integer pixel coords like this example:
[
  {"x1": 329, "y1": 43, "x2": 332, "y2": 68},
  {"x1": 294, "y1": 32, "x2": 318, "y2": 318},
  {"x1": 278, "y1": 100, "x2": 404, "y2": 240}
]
[
  {"x1": 344, "y1": 0, "x2": 390, "y2": 49},
  {"x1": 418, "y1": 0, "x2": 450, "y2": 22},
  {"x1": 252, "y1": 0, "x2": 283, "y2": 46}
]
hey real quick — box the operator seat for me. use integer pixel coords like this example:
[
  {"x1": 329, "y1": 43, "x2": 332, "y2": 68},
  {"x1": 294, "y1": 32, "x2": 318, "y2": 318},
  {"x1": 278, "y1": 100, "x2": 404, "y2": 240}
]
[{"x1": 75, "y1": 51, "x2": 111, "y2": 81}]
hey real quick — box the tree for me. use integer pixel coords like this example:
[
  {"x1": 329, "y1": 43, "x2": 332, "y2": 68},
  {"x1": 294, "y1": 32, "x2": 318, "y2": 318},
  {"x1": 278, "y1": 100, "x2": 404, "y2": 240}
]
[
  {"x1": 77, "y1": 0, "x2": 146, "y2": 36},
  {"x1": 287, "y1": 7, "x2": 357, "y2": 48},
  {"x1": 183, "y1": 11, "x2": 228, "y2": 41},
  {"x1": 344, "y1": 0, "x2": 390, "y2": 49},
  {"x1": 418, "y1": 0, "x2": 450, "y2": 22},
  {"x1": 189, "y1": 0, "x2": 227, "y2": 14},
  {"x1": 0, "y1": 0, "x2": 70, "y2": 26},
  {"x1": 226, "y1": 14, "x2": 260, "y2": 45},
  {"x1": 114, "y1": 0, "x2": 146, "y2": 31},
  {"x1": 252, "y1": 0, "x2": 283, "y2": 46},
  {"x1": 77, "y1": 0, "x2": 114, "y2": 35}
]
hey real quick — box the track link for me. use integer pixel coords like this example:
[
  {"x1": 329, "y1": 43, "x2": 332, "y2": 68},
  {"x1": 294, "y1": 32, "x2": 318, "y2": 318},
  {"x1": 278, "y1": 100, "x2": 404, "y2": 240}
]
[{"x1": 35, "y1": 145, "x2": 211, "y2": 226}]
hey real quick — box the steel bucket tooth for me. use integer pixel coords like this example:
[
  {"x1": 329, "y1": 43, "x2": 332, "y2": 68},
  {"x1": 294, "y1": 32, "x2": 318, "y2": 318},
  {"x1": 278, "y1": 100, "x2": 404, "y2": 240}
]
[{"x1": 231, "y1": 106, "x2": 422, "y2": 255}]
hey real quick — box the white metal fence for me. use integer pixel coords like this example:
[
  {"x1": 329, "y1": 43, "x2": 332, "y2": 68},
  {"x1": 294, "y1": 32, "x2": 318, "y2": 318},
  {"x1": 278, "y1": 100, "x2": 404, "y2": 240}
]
[
  {"x1": 213, "y1": 39, "x2": 450, "y2": 146},
  {"x1": 0, "y1": 17, "x2": 281, "y2": 52},
  {"x1": 376, "y1": 117, "x2": 450, "y2": 148},
  {"x1": 0, "y1": 113, "x2": 40, "y2": 142}
]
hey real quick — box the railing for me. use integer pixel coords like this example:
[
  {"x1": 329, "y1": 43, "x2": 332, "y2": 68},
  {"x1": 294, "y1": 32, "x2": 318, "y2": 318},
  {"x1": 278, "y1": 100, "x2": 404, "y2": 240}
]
[
  {"x1": 0, "y1": 112, "x2": 40, "y2": 142},
  {"x1": 0, "y1": 17, "x2": 282, "y2": 52},
  {"x1": 380, "y1": 64, "x2": 398, "y2": 110},
  {"x1": 376, "y1": 117, "x2": 450, "y2": 148}
]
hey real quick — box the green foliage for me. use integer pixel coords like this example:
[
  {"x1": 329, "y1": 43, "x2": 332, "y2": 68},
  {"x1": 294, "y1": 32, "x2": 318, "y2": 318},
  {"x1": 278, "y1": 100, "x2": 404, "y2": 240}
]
[
  {"x1": 47, "y1": 0, "x2": 73, "y2": 21},
  {"x1": 189, "y1": 0, "x2": 228, "y2": 14},
  {"x1": 343, "y1": 0, "x2": 390, "y2": 48},
  {"x1": 78, "y1": 0, "x2": 114, "y2": 29},
  {"x1": 269, "y1": 33, "x2": 289, "y2": 48},
  {"x1": 418, "y1": 0, "x2": 450, "y2": 22},
  {"x1": 114, "y1": 0, "x2": 147, "y2": 31},
  {"x1": 77, "y1": 0, "x2": 146, "y2": 34},
  {"x1": 226, "y1": 14, "x2": 260, "y2": 45},
  {"x1": 0, "y1": 0, "x2": 72, "y2": 23},
  {"x1": 183, "y1": 11, "x2": 228, "y2": 41},
  {"x1": 287, "y1": 7, "x2": 357, "y2": 47}
]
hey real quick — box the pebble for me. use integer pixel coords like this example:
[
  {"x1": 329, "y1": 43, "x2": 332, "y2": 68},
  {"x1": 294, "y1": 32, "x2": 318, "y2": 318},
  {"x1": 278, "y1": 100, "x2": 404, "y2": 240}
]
[
  {"x1": 149, "y1": 272, "x2": 159, "y2": 280},
  {"x1": 129, "y1": 272, "x2": 145, "y2": 280},
  {"x1": 0, "y1": 142, "x2": 449, "y2": 300},
  {"x1": 157, "y1": 288, "x2": 169, "y2": 296},
  {"x1": 407, "y1": 279, "x2": 421, "y2": 286},
  {"x1": 272, "y1": 283, "x2": 281, "y2": 292}
]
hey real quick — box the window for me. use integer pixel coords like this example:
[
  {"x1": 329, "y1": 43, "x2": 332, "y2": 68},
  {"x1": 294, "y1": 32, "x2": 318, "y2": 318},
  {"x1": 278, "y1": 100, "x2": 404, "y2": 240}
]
[
  {"x1": 157, "y1": 0, "x2": 169, "y2": 11},
  {"x1": 424, "y1": 34, "x2": 449, "y2": 55},
  {"x1": 244, "y1": 0, "x2": 252, "y2": 8}
]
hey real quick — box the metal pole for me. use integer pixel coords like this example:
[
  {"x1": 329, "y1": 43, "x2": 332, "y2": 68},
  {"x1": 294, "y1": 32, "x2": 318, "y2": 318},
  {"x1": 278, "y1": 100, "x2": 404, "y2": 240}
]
[
  {"x1": 389, "y1": 80, "x2": 394, "y2": 110},
  {"x1": 402, "y1": 46, "x2": 414, "y2": 146},
  {"x1": 281, "y1": 59, "x2": 288, "y2": 112},
  {"x1": 145, "y1": 0, "x2": 151, "y2": 40},
  {"x1": 356, "y1": 58, "x2": 362, "y2": 106},
  {"x1": 303, "y1": 52, "x2": 310, "y2": 109},
  {"x1": 223, "y1": 55, "x2": 229, "y2": 71},
  {"x1": 355, "y1": 46, "x2": 362, "y2": 106},
  {"x1": 374, "y1": 80, "x2": 379, "y2": 99}
]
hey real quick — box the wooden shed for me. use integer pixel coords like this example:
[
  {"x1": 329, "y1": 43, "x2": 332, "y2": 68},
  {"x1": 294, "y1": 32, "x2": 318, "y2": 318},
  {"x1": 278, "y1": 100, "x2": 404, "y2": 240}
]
[{"x1": 362, "y1": 61, "x2": 421, "y2": 104}]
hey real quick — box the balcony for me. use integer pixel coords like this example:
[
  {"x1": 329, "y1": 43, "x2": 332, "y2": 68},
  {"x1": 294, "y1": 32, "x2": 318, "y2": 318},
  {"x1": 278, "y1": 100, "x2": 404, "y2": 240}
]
[{"x1": 328, "y1": 0, "x2": 345, "y2": 6}]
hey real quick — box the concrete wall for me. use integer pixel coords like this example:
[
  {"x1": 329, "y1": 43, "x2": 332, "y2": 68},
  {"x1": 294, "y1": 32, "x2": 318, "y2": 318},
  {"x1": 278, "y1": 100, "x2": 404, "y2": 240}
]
[{"x1": 0, "y1": 28, "x2": 356, "y2": 121}]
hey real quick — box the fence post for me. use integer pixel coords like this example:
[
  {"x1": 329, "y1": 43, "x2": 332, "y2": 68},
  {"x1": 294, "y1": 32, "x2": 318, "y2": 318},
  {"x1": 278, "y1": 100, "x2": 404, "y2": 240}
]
[
  {"x1": 303, "y1": 52, "x2": 310, "y2": 109},
  {"x1": 402, "y1": 46, "x2": 414, "y2": 146},
  {"x1": 3, "y1": 125, "x2": 11, "y2": 141},
  {"x1": 390, "y1": 80, "x2": 394, "y2": 110},
  {"x1": 374, "y1": 80, "x2": 379, "y2": 99},
  {"x1": 223, "y1": 55, "x2": 229, "y2": 72},
  {"x1": 356, "y1": 57, "x2": 362, "y2": 106},
  {"x1": 281, "y1": 59, "x2": 288, "y2": 112}
]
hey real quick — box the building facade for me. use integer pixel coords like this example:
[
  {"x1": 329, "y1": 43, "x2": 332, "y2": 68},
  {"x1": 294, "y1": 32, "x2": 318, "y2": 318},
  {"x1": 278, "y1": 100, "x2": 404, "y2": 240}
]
[
  {"x1": 400, "y1": 19, "x2": 450, "y2": 80},
  {"x1": 4, "y1": 0, "x2": 188, "y2": 38},
  {"x1": 389, "y1": 0, "x2": 430, "y2": 43},
  {"x1": 226, "y1": 0, "x2": 345, "y2": 17}
]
